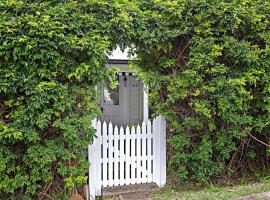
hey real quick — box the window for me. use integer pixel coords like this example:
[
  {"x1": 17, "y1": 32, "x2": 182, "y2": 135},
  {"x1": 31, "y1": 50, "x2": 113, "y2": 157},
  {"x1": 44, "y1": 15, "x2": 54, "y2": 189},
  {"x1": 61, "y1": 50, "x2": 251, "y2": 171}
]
[{"x1": 103, "y1": 82, "x2": 119, "y2": 105}]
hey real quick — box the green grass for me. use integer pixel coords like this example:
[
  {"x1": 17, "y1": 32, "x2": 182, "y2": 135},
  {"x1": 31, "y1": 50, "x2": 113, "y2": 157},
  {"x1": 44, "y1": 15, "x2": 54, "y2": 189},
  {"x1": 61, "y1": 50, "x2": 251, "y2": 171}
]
[{"x1": 153, "y1": 180, "x2": 270, "y2": 200}]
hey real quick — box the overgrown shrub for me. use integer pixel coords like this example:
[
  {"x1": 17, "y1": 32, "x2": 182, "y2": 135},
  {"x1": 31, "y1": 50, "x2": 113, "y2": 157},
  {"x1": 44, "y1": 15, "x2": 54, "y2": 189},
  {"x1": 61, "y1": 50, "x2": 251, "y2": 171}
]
[
  {"x1": 131, "y1": 0, "x2": 270, "y2": 183},
  {"x1": 0, "y1": 0, "x2": 132, "y2": 199},
  {"x1": 2, "y1": 0, "x2": 270, "y2": 198}
]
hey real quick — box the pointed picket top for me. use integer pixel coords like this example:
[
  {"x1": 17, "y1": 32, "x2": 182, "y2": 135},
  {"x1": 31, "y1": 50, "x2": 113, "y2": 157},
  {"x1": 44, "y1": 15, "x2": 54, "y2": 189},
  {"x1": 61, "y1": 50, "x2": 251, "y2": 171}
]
[
  {"x1": 125, "y1": 126, "x2": 130, "y2": 135},
  {"x1": 119, "y1": 127, "x2": 124, "y2": 139},
  {"x1": 131, "y1": 126, "x2": 136, "y2": 133},
  {"x1": 96, "y1": 120, "x2": 101, "y2": 126},
  {"x1": 108, "y1": 122, "x2": 113, "y2": 135},
  {"x1": 142, "y1": 121, "x2": 146, "y2": 127},
  {"x1": 136, "y1": 124, "x2": 141, "y2": 134},
  {"x1": 141, "y1": 121, "x2": 146, "y2": 133},
  {"x1": 102, "y1": 121, "x2": 107, "y2": 136},
  {"x1": 119, "y1": 126, "x2": 124, "y2": 135},
  {"x1": 114, "y1": 125, "x2": 119, "y2": 135},
  {"x1": 147, "y1": 119, "x2": 152, "y2": 133},
  {"x1": 108, "y1": 122, "x2": 113, "y2": 128}
]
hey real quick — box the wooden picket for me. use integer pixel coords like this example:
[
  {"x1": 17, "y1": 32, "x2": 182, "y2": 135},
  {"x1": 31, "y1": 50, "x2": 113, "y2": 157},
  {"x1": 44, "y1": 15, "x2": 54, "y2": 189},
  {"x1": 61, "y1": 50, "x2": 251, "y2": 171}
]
[{"x1": 88, "y1": 116, "x2": 166, "y2": 199}]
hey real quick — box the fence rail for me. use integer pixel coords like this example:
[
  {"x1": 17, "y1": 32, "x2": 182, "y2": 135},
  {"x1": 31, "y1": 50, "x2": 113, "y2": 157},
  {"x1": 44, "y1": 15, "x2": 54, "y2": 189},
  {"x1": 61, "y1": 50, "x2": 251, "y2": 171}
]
[{"x1": 88, "y1": 116, "x2": 166, "y2": 199}]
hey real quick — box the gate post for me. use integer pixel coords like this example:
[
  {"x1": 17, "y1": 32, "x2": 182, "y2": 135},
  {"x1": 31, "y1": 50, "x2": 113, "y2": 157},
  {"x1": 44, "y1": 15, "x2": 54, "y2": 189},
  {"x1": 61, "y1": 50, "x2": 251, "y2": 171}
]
[
  {"x1": 89, "y1": 118, "x2": 98, "y2": 199},
  {"x1": 153, "y1": 116, "x2": 166, "y2": 187},
  {"x1": 88, "y1": 119, "x2": 102, "y2": 200},
  {"x1": 159, "y1": 116, "x2": 166, "y2": 187}
]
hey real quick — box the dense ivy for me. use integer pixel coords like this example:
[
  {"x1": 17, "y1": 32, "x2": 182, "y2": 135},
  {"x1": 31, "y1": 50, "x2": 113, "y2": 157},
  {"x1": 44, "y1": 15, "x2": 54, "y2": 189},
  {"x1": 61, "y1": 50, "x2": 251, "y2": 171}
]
[
  {"x1": 131, "y1": 0, "x2": 270, "y2": 183},
  {"x1": 0, "y1": 0, "x2": 133, "y2": 199},
  {"x1": 2, "y1": 0, "x2": 270, "y2": 198}
]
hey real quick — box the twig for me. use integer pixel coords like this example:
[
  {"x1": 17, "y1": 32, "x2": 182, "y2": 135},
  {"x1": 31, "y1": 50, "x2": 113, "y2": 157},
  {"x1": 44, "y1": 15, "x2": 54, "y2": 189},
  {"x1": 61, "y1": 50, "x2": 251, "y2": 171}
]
[
  {"x1": 249, "y1": 133, "x2": 270, "y2": 148},
  {"x1": 38, "y1": 192, "x2": 53, "y2": 200},
  {"x1": 176, "y1": 41, "x2": 190, "y2": 62},
  {"x1": 40, "y1": 181, "x2": 52, "y2": 199}
]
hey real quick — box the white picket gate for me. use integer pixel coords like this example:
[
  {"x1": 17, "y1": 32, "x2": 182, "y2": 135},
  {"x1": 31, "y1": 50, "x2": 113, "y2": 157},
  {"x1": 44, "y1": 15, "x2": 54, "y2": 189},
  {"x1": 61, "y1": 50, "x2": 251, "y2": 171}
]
[{"x1": 88, "y1": 116, "x2": 166, "y2": 199}]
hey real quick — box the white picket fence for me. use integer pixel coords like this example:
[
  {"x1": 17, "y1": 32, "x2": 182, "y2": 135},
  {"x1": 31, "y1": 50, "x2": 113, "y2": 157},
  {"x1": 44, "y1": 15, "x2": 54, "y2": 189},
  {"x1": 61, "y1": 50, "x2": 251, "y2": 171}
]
[{"x1": 88, "y1": 116, "x2": 166, "y2": 199}]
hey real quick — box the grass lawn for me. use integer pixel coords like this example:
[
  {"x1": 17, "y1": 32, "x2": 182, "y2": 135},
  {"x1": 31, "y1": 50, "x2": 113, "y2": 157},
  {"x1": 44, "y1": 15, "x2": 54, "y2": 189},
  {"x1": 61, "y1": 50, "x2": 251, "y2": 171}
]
[{"x1": 153, "y1": 180, "x2": 270, "y2": 200}]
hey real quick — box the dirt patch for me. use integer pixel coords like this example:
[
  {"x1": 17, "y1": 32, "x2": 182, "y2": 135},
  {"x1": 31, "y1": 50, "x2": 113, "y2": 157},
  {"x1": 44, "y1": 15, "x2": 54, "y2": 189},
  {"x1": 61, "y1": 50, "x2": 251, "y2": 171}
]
[
  {"x1": 120, "y1": 191, "x2": 151, "y2": 200},
  {"x1": 234, "y1": 192, "x2": 270, "y2": 200}
]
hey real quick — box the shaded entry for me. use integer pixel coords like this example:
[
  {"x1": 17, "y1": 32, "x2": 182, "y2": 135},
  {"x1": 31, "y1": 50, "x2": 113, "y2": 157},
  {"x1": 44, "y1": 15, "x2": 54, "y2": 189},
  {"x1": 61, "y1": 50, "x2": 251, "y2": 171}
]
[{"x1": 99, "y1": 73, "x2": 144, "y2": 127}]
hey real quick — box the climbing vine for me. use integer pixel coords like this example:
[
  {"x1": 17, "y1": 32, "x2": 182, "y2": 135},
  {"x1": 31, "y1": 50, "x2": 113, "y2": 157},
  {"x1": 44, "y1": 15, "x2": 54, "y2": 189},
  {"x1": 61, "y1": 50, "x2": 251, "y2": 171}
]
[
  {"x1": 1, "y1": 0, "x2": 270, "y2": 198},
  {"x1": 131, "y1": 0, "x2": 270, "y2": 183},
  {"x1": 0, "y1": 0, "x2": 133, "y2": 199}
]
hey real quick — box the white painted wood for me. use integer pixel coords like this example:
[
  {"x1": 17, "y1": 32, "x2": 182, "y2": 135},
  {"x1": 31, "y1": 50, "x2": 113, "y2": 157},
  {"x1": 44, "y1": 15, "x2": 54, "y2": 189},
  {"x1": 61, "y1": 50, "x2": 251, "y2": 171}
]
[
  {"x1": 88, "y1": 143, "x2": 95, "y2": 199},
  {"x1": 159, "y1": 116, "x2": 167, "y2": 187},
  {"x1": 102, "y1": 121, "x2": 108, "y2": 187},
  {"x1": 125, "y1": 126, "x2": 131, "y2": 185},
  {"x1": 114, "y1": 125, "x2": 119, "y2": 186},
  {"x1": 108, "y1": 123, "x2": 114, "y2": 186},
  {"x1": 147, "y1": 120, "x2": 153, "y2": 182},
  {"x1": 89, "y1": 119, "x2": 97, "y2": 199},
  {"x1": 130, "y1": 126, "x2": 136, "y2": 184},
  {"x1": 136, "y1": 125, "x2": 142, "y2": 184},
  {"x1": 141, "y1": 121, "x2": 147, "y2": 183},
  {"x1": 153, "y1": 117, "x2": 160, "y2": 186},
  {"x1": 119, "y1": 126, "x2": 125, "y2": 185},
  {"x1": 88, "y1": 116, "x2": 166, "y2": 199},
  {"x1": 95, "y1": 120, "x2": 102, "y2": 195}
]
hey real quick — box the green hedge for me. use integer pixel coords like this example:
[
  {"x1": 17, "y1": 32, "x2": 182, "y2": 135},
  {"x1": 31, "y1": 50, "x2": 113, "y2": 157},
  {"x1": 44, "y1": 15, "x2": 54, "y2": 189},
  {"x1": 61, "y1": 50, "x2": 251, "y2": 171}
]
[
  {"x1": 1, "y1": 0, "x2": 270, "y2": 198},
  {"x1": 0, "y1": 0, "x2": 132, "y2": 199},
  {"x1": 131, "y1": 0, "x2": 270, "y2": 183}
]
